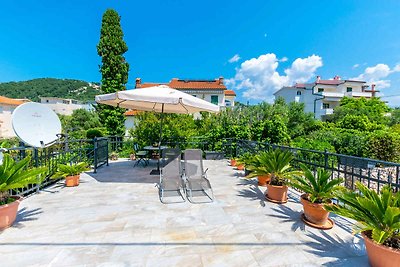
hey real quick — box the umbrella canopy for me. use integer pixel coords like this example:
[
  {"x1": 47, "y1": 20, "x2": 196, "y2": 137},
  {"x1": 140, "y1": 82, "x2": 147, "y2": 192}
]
[{"x1": 95, "y1": 85, "x2": 220, "y2": 114}]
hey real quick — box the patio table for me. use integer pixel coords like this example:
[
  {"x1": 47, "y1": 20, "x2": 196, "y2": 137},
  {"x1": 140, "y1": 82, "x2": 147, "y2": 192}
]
[{"x1": 143, "y1": 145, "x2": 168, "y2": 175}]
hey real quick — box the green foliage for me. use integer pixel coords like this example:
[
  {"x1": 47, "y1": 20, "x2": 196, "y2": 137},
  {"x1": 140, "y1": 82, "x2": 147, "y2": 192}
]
[
  {"x1": 59, "y1": 109, "x2": 104, "y2": 139},
  {"x1": 366, "y1": 130, "x2": 400, "y2": 162},
  {"x1": 289, "y1": 164, "x2": 343, "y2": 203},
  {"x1": 330, "y1": 97, "x2": 390, "y2": 125},
  {"x1": 0, "y1": 78, "x2": 100, "y2": 102},
  {"x1": 132, "y1": 112, "x2": 198, "y2": 148},
  {"x1": 389, "y1": 108, "x2": 400, "y2": 126},
  {"x1": 246, "y1": 148, "x2": 301, "y2": 185},
  {"x1": 236, "y1": 152, "x2": 256, "y2": 167},
  {"x1": 86, "y1": 129, "x2": 104, "y2": 139},
  {"x1": 51, "y1": 162, "x2": 90, "y2": 178},
  {"x1": 97, "y1": 9, "x2": 129, "y2": 136},
  {"x1": 327, "y1": 182, "x2": 400, "y2": 244},
  {"x1": 0, "y1": 155, "x2": 47, "y2": 203}
]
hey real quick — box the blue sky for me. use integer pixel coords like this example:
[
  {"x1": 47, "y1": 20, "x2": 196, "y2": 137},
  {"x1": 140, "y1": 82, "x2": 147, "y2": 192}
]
[{"x1": 1, "y1": 0, "x2": 400, "y2": 106}]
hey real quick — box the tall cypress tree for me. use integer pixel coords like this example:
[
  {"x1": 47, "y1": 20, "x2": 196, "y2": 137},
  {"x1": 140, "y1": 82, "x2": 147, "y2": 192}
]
[{"x1": 96, "y1": 9, "x2": 129, "y2": 135}]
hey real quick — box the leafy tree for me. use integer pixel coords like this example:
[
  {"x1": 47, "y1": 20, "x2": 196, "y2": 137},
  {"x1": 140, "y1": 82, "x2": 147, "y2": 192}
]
[
  {"x1": 59, "y1": 109, "x2": 104, "y2": 139},
  {"x1": 96, "y1": 9, "x2": 129, "y2": 135},
  {"x1": 389, "y1": 108, "x2": 400, "y2": 126},
  {"x1": 329, "y1": 97, "x2": 390, "y2": 125}
]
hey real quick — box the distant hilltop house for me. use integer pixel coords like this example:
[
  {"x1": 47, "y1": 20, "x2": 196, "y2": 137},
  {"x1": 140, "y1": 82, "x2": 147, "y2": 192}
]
[
  {"x1": 40, "y1": 97, "x2": 94, "y2": 116},
  {"x1": 274, "y1": 75, "x2": 379, "y2": 120},
  {"x1": 0, "y1": 96, "x2": 30, "y2": 138},
  {"x1": 135, "y1": 77, "x2": 236, "y2": 107}
]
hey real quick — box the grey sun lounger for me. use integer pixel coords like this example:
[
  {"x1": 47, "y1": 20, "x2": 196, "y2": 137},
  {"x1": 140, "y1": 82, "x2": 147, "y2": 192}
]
[
  {"x1": 159, "y1": 150, "x2": 185, "y2": 203},
  {"x1": 183, "y1": 149, "x2": 214, "y2": 203}
]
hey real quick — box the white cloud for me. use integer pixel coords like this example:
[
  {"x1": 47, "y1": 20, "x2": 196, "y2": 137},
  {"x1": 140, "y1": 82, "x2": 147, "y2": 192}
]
[
  {"x1": 227, "y1": 53, "x2": 323, "y2": 101},
  {"x1": 279, "y1": 57, "x2": 288, "y2": 62},
  {"x1": 352, "y1": 64, "x2": 359, "y2": 69},
  {"x1": 353, "y1": 63, "x2": 400, "y2": 89},
  {"x1": 228, "y1": 54, "x2": 241, "y2": 63}
]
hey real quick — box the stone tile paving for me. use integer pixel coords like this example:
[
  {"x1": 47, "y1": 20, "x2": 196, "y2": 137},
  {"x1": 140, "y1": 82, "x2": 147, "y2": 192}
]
[{"x1": 0, "y1": 159, "x2": 369, "y2": 267}]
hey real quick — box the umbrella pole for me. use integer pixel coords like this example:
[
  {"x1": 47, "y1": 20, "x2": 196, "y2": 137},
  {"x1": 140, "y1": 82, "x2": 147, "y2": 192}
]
[{"x1": 157, "y1": 103, "x2": 164, "y2": 172}]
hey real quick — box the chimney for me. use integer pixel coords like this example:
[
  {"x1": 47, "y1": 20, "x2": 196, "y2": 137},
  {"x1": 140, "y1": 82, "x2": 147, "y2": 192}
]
[
  {"x1": 333, "y1": 75, "x2": 341, "y2": 80},
  {"x1": 218, "y1": 76, "x2": 224, "y2": 85},
  {"x1": 316, "y1": 76, "x2": 321, "y2": 83},
  {"x1": 135, "y1": 78, "x2": 141, "y2": 88},
  {"x1": 371, "y1": 84, "x2": 376, "y2": 97}
]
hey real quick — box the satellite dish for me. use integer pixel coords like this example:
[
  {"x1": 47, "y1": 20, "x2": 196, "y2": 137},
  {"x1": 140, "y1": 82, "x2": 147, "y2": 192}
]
[{"x1": 12, "y1": 102, "x2": 62, "y2": 148}]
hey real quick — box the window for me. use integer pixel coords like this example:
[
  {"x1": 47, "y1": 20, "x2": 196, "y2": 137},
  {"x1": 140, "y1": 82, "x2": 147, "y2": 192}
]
[
  {"x1": 211, "y1": 95, "x2": 218, "y2": 105},
  {"x1": 192, "y1": 95, "x2": 197, "y2": 98},
  {"x1": 346, "y1": 87, "x2": 352, "y2": 92},
  {"x1": 296, "y1": 90, "x2": 302, "y2": 96},
  {"x1": 62, "y1": 100, "x2": 69, "y2": 104},
  {"x1": 46, "y1": 100, "x2": 49, "y2": 103},
  {"x1": 225, "y1": 100, "x2": 231, "y2": 107},
  {"x1": 322, "y1": 103, "x2": 330, "y2": 109},
  {"x1": 318, "y1": 88, "x2": 324, "y2": 93}
]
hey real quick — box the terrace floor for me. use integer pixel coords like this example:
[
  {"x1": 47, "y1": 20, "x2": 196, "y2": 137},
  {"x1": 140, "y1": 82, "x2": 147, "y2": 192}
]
[{"x1": 0, "y1": 159, "x2": 369, "y2": 267}]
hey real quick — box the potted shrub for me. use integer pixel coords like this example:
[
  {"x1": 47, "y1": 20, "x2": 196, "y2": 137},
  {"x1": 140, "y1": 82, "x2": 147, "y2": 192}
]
[
  {"x1": 110, "y1": 151, "x2": 119, "y2": 161},
  {"x1": 290, "y1": 164, "x2": 343, "y2": 229},
  {"x1": 0, "y1": 155, "x2": 47, "y2": 230},
  {"x1": 230, "y1": 158, "x2": 237, "y2": 167},
  {"x1": 326, "y1": 182, "x2": 400, "y2": 267},
  {"x1": 244, "y1": 151, "x2": 272, "y2": 186},
  {"x1": 52, "y1": 162, "x2": 90, "y2": 187},
  {"x1": 236, "y1": 153, "x2": 254, "y2": 173}
]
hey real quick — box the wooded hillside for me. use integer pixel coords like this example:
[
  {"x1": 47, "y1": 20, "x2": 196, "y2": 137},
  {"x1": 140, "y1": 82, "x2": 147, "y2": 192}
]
[{"x1": 0, "y1": 78, "x2": 100, "y2": 102}]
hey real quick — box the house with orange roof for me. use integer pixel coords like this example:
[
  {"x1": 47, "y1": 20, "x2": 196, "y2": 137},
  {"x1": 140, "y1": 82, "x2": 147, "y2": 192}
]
[
  {"x1": 0, "y1": 96, "x2": 29, "y2": 138},
  {"x1": 135, "y1": 77, "x2": 236, "y2": 107}
]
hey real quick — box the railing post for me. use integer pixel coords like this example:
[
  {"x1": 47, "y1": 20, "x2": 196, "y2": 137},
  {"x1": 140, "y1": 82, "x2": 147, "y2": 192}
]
[
  {"x1": 93, "y1": 137, "x2": 98, "y2": 173},
  {"x1": 106, "y1": 138, "x2": 109, "y2": 166},
  {"x1": 324, "y1": 149, "x2": 329, "y2": 169}
]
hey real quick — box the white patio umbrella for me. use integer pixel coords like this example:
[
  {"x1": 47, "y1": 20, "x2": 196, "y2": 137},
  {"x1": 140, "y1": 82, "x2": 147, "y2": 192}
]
[{"x1": 95, "y1": 85, "x2": 220, "y2": 173}]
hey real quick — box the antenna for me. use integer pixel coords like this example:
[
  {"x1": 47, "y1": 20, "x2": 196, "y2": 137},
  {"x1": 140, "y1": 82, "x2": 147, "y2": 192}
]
[{"x1": 12, "y1": 102, "x2": 62, "y2": 148}]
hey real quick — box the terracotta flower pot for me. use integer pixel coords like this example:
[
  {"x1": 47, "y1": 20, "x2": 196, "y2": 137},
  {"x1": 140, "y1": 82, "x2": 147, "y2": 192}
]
[
  {"x1": 362, "y1": 231, "x2": 400, "y2": 267},
  {"x1": 230, "y1": 159, "x2": 237, "y2": 167},
  {"x1": 265, "y1": 184, "x2": 288, "y2": 203},
  {"x1": 258, "y1": 175, "x2": 271, "y2": 186},
  {"x1": 300, "y1": 194, "x2": 330, "y2": 225},
  {"x1": 236, "y1": 164, "x2": 244, "y2": 171},
  {"x1": 0, "y1": 196, "x2": 22, "y2": 230},
  {"x1": 65, "y1": 174, "x2": 80, "y2": 187}
]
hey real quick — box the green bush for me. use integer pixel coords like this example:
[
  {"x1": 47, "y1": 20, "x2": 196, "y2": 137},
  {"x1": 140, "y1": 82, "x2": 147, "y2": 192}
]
[
  {"x1": 86, "y1": 129, "x2": 104, "y2": 139},
  {"x1": 366, "y1": 130, "x2": 400, "y2": 162}
]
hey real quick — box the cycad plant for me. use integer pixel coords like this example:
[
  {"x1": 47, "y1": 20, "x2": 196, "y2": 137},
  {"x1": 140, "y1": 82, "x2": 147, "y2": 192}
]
[
  {"x1": 326, "y1": 181, "x2": 400, "y2": 245},
  {"x1": 246, "y1": 148, "x2": 301, "y2": 185},
  {"x1": 51, "y1": 162, "x2": 90, "y2": 178},
  {"x1": 0, "y1": 155, "x2": 47, "y2": 205},
  {"x1": 290, "y1": 164, "x2": 343, "y2": 203}
]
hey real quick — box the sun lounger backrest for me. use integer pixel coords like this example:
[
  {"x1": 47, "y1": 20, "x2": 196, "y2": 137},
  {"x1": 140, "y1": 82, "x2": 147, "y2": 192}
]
[{"x1": 184, "y1": 149, "x2": 204, "y2": 179}]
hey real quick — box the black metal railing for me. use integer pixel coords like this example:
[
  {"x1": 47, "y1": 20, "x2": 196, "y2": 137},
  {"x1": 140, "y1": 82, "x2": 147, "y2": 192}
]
[
  {"x1": 233, "y1": 139, "x2": 400, "y2": 193},
  {"x1": 3, "y1": 137, "x2": 110, "y2": 196}
]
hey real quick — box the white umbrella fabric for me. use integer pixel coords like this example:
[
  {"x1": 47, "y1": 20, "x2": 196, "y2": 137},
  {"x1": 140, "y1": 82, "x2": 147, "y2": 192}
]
[
  {"x1": 95, "y1": 85, "x2": 220, "y2": 173},
  {"x1": 95, "y1": 85, "x2": 219, "y2": 114}
]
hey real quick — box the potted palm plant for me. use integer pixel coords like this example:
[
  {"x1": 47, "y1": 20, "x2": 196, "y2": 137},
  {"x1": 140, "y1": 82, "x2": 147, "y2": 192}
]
[
  {"x1": 0, "y1": 154, "x2": 47, "y2": 230},
  {"x1": 52, "y1": 162, "x2": 90, "y2": 187},
  {"x1": 290, "y1": 164, "x2": 343, "y2": 229},
  {"x1": 326, "y1": 182, "x2": 400, "y2": 267},
  {"x1": 245, "y1": 151, "x2": 272, "y2": 186},
  {"x1": 247, "y1": 149, "x2": 301, "y2": 201}
]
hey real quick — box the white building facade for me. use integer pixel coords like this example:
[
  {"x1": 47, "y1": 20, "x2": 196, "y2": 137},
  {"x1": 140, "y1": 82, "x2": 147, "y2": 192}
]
[
  {"x1": 40, "y1": 97, "x2": 94, "y2": 116},
  {"x1": 0, "y1": 96, "x2": 28, "y2": 138},
  {"x1": 274, "y1": 76, "x2": 378, "y2": 120}
]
